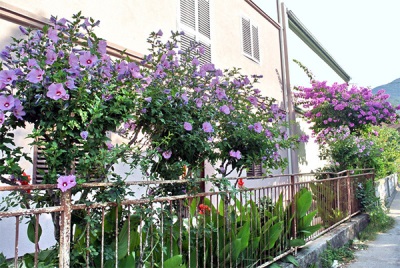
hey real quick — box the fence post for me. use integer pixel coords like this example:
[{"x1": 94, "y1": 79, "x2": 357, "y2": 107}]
[
  {"x1": 346, "y1": 171, "x2": 352, "y2": 215},
  {"x1": 59, "y1": 189, "x2": 72, "y2": 268},
  {"x1": 290, "y1": 175, "x2": 297, "y2": 247}
]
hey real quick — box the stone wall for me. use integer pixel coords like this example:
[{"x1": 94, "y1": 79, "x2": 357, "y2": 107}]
[{"x1": 375, "y1": 173, "x2": 398, "y2": 206}]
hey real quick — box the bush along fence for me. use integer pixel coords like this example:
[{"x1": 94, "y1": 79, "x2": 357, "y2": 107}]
[{"x1": 0, "y1": 169, "x2": 374, "y2": 268}]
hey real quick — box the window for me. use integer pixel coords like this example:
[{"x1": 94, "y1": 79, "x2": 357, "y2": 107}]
[
  {"x1": 179, "y1": 0, "x2": 211, "y2": 65},
  {"x1": 241, "y1": 17, "x2": 260, "y2": 62},
  {"x1": 247, "y1": 163, "x2": 263, "y2": 177}
]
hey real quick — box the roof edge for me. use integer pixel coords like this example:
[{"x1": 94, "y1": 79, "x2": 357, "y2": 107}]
[{"x1": 287, "y1": 10, "x2": 351, "y2": 82}]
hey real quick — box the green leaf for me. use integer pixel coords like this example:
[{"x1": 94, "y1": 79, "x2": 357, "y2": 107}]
[
  {"x1": 263, "y1": 222, "x2": 283, "y2": 251},
  {"x1": 27, "y1": 221, "x2": 42, "y2": 244},
  {"x1": 300, "y1": 210, "x2": 317, "y2": 228},
  {"x1": 119, "y1": 253, "x2": 136, "y2": 268},
  {"x1": 296, "y1": 189, "x2": 312, "y2": 218},
  {"x1": 289, "y1": 238, "x2": 306, "y2": 247},
  {"x1": 237, "y1": 221, "x2": 250, "y2": 251},
  {"x1": 189, "y1": 198, "x2": 198, "y2": 217},
  {"x1": 163, "y1": 255, "x2": 184, "y2": 268},
  {"x1": 284, "y1": 254, "x2": 299, "y2": 267}
]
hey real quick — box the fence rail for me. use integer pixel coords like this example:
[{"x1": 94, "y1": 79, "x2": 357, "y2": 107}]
[{"x1": 0, "y1": 169, "x2": 374, "y2": 267}]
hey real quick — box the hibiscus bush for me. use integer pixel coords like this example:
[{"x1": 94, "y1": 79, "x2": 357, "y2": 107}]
[
  {"x1": 0, "y1": 12, "x2": 302, "y2": 189},
  {"x1": 294, "y1": 61, "x2": 400, "y2": 176}
]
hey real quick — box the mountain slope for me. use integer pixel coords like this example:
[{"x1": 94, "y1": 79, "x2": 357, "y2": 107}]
[{"x1": 372, "y1": 78, "x2": 400, "y2": 106}]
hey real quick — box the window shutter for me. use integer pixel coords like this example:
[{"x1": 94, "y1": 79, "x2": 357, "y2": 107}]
[
  {"x1": 32, "y1": 144, "x2": 48, "y2": 184},
  {"x1": 180, "y1": 0, "x2": 196, "y2": 30},
  {"x1": 198, "y1": 41, "x2": 211, "y2": 65},
  {"x1": 252, "y1": 25, "x2": 260, "y2": 61},
  {"x1": 180, "y1": 34, "x2": 211, "y2": 66},
  {"x1": 180, "y1": 32, "x2": 195, "y2": 52},
  {"x1": 247, "y1": 163, "x2": 263, "y2": 177},
  {"x1": 198, "y1": 0, "x2": 210, "y2": 39},
  {"x1": 242, "y1": 17, "x2": 252, "y2": 57}
]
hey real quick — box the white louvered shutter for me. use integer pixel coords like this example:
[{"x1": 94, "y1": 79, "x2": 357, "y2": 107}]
[
  {"x1": 242, "y1": 17, "x2": 252, "y2": 57},
  {"x1": 198, "y1": 0, "x2": 210, "y2": 39},
  {"x1": 199, "y1": 41, "x2": 211, "y2": 65},
  {"x1": 180, "y1": 0, "x2": 196, "y2": 30},
  {"x1": 180, "y1": 32, "x2": 195, "y2": 52},
  {"x1": 252, "y1": 25, "x2": 260, "y2": 61}
]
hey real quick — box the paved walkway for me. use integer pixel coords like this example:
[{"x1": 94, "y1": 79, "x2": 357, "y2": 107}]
[{"x1": 346, "y1": 190, "x2": 400, "y2": 267}]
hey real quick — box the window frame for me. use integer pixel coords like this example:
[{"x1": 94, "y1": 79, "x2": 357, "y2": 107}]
[
  {"x1": 241, "y1": 16, "x2": 260, "y2": 63},
  {"x1": 178, "y1": 0, "x2": 212, "y2": 65}
]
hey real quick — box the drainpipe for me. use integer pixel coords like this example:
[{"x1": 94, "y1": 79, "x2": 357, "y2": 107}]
[{"x1": 277, "y1": 0, "x2": 297, "y2": 174}]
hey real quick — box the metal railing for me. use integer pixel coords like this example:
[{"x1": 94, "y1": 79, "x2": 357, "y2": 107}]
[{"x1": 0, "y1": 169, "x2": 374, "y2": 267}]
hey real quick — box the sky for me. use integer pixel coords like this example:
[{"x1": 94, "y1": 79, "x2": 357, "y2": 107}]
[{"x1": 255, "y1": 0, "x2": 400, "y2": 89}]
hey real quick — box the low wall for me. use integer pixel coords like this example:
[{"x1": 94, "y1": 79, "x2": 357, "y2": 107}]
[{"x1": 375, "y1": 173, "x2": 398, "y2": 206}]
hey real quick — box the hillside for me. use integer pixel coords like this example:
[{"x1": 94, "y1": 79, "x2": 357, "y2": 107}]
[{"x1": 372, "y1": 78, "x2": 400, "y2": 106}]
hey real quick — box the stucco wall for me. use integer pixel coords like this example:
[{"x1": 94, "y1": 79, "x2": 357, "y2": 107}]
[{"x1": 375, "y1": 173, "x2": 398, "y2": 206}]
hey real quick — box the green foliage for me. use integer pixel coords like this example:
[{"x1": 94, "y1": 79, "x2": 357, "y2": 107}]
[
  {"x1": 319, "y1": 242, "x2": 354, "y2": 268},
  {"x1": 309, "y1": 182, "x2": 347, "y2": 227}
]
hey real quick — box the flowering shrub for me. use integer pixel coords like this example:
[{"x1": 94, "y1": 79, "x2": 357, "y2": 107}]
[
  {"x1": 294, "y1": 81, "x2": 400, "y2": 138},
  {"x1": 0, "y1": 12, "x2": 303, "y2": 189},
  {"x1": 294, "y1": 61, "x2": 400, "y2": 176}
]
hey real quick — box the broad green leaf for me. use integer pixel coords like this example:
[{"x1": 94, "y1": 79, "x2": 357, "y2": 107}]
[
  {"x1": 237, "y1": 221, "x2": 250, "y2": 251},
  {"x1": 119, "y1": 254, "x2": 135, "y2": 268},
  {"x1": 289, "y1": 238, "x2": 306, "y2": 247},
  {"x1": 189, "y1": 198, "x2": 199, "y2": 217},
  {"x1": 284, "y1": 254, "x2": 299, "y2": 267},
  {"x1": 163, "y1": 255, "x2": 184, "y2": 267},
  {"x1": 300, "y1": 210, "x2": 318, "y2": 228},
  {"x1": 296, "y1": 189, "x2": 312, "y2": 218},
  {"x1": 263, "y1": 222, "x2": 283, "y2": 251},
  {"x1": 27, "y1": 221, "x2": 42, "y2": 244}
]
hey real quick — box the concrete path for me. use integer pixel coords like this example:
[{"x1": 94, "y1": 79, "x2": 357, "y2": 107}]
[{"x1": 346, "y1": 191, "x2": 400, "y2": 267}]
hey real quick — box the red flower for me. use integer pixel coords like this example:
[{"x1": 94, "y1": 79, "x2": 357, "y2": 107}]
[
  {"x1": 20, "y1": 172, "x2": 31, "y2": 193},
  {"x1": 238, "y1": 178, "x2": 244, "y2": 188},
  {"x1": 198, "y1": 204, "x2": 211, "y2": 215}
]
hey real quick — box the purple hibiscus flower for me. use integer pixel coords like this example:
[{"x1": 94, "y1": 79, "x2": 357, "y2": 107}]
[
  {"x1": 47, "y1": 83, "x2": 67, "y2": 100},
  {"x1": 0, "y1": 70, "x2": 17, "y2": 85},
  {"x1": 0, "y1": 95, "x2": 15, "y2": 111},
  {"x1": 65, "y1": 78, "x2": 76, "y2": 90},
  {"x1": 26, "y1": 69, "x2": 45, "y2": 83},
  {"x1": 27, "y1": 59, "x2": 39, "y2": 69},
  {"x1": 253, "y1": 122, "x2": 263, "y2": 133},
  {"x1": 69, "y1": 53, "x2": 79, "y2": 69},
  {"x1": 57, "y1": 175, "x2": 77, "y2": 192},
  {"x1": 98, "y1": 40, "x2": 107, "y2": 55},
  {"x1": 80, "y1": 131, "x2": 88, "y2": 140},
  {"x1": 184, "y1": 122, "x2": 192, "y2": 131},
  {"x1": 162, "y1": 150, "x2": 172, "y2": 159},
  {"x1": 48, "y1": 28, "x2": 59, "y2": 43},
  {"x1": 45, "y1": 49, "x2": 57, "y2": 65},
  {"x1": 79, "y1": 51, "x2": 98, "y2": 67},
  {"x1": 202, "y1": 122, "x2": 213, "y2": 133},
  {"x1": 12, "y1": 99, "x2": 25, "y2": 120},
  {"x1": 219, "y1": 105, "x2": 230, "y2": 114},
  {"x1": 229, "y1": 150, "x2": 242, "y2": 159},
  {"x1": 248, "y1": 96, "x2": 258, "y2": 106}
]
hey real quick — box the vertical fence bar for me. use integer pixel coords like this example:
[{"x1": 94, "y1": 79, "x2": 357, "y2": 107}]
[
  {"x1": 14, "y1": 216, "x2": 19, "y2": 268},
  {"x1": 101, "y1": 207, "x2": 105, "y2": 268},
  {"x1": 346, "y1": 172, "x2": 352, "y2": 215},
  {"x1": 86, "y1": 208, "x2": 91, "y2": 267},
  {"x1": 115, "y1": 206, "x2": 119, "y2": 268},
  {"x1": 290, "y1": 175, "x2": 296, "y2": 250},
  {"x1": 59, "y1": 189, "x2": 72, "y2": 268},
  {"x1": 34, "y1": 214, "x2": 39, "y2": 267}
]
